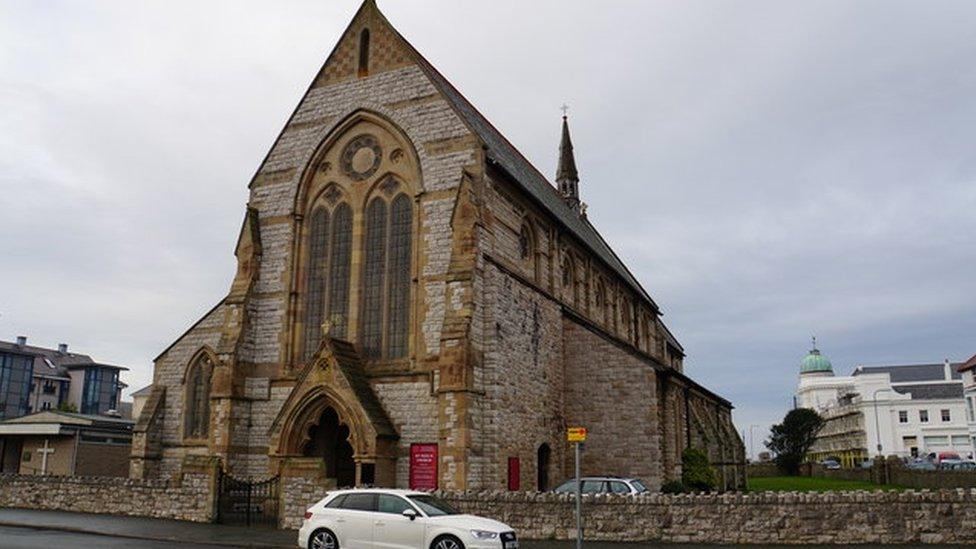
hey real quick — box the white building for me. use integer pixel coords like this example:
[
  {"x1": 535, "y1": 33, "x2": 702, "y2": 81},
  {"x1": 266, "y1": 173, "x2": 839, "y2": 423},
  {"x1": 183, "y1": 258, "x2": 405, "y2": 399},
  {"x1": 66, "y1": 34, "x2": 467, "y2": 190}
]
[
  {"x1": 796, "y1": 343, "x2": 970, "y2": 467},
  {"x1": 956, "y1": 354, "x2": 976, "y2": 450}
]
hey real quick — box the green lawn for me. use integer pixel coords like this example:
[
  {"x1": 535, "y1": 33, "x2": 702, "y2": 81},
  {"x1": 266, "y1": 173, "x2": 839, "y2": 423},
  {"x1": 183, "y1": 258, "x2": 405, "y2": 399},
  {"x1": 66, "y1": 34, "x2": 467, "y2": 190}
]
[{"x1": 747, "y1": 476, "x2": 900, "y2": 492}]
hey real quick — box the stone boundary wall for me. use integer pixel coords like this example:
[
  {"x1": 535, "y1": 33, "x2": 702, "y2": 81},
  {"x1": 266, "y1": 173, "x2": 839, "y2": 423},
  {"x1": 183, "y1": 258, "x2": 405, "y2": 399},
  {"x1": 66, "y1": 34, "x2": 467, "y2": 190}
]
[
  {"x1": 0, "y1": 473, "x2": 215, "y2": 523},
  {"x1": 435, "y1": 490, "x2": 976, "y2": 544}
]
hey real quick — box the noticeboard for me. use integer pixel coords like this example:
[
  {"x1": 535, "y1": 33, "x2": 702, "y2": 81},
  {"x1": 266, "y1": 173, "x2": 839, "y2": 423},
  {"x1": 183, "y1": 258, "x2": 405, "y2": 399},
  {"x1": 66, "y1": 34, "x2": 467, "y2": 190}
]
[{"x1": 409, "y1": 443, "x2": 438, "y2": 491}]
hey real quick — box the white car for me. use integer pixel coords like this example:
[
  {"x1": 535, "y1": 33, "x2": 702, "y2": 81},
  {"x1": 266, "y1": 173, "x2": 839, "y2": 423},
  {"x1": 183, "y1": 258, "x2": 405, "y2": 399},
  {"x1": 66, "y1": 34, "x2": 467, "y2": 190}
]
[{"x1": 298, "y1": 489, "x2": 518, "y2": 549}]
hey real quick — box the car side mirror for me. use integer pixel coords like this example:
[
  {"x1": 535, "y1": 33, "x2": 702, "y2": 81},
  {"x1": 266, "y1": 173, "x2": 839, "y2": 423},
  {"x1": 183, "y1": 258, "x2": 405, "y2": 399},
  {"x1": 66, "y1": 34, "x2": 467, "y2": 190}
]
[{"x1": 402, "y1": 508, "x2": 419, "y2": 521}]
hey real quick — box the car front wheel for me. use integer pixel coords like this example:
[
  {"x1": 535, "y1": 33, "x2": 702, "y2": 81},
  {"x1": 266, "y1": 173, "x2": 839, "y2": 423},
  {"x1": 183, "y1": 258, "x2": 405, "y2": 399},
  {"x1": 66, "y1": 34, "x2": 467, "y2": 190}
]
[
  {"x1": 309, "y1": 529, "x2": 338, "y2": 549},
  {"x1": 432, "y1": 534, "x2": 465, "y2": 549}
]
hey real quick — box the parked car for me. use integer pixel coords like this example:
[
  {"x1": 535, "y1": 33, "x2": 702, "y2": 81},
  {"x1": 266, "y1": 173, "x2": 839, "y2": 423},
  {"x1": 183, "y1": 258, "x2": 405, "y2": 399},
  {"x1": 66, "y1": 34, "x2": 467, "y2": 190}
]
[
  {"x1": 553, "y1": 476, "x2": 649, "y2": 495},
  {"x1": 859, "y1": 459, "x2": 874, "y2": 469},
  {"x1": 819, "y1": 458, "x2": 841, "y2": 470},
  {"x1": 299, "y1": 489, "x2": 518, "y2": 549},
  {"x1": 905, "y1": 460, "x2": 937, "y2": 471},
  {"x1": 939, "y1": 460, "x2": 976, "y2": 471},
  {"x1": 925, "y1": 451, "x2": 962, "y2": 464}
]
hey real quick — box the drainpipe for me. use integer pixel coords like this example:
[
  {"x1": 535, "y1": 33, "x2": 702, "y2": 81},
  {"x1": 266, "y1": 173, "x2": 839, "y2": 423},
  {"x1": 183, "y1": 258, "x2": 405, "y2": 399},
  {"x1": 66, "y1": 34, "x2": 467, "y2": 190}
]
[{"x1": 72, "y1": 428, "x2": 80, "y2": 475}]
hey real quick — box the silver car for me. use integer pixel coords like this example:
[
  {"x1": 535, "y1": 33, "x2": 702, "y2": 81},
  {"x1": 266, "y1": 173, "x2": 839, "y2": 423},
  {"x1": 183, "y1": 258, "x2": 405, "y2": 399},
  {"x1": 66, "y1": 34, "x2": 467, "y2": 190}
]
[{"x1": 553, "y1": 477, "x2": 648, "y2": 495}]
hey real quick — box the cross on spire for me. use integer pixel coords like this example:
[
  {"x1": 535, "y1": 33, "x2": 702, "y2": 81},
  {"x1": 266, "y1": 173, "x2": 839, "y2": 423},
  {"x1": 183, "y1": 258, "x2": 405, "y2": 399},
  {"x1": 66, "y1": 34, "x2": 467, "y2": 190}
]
[{"x1": 560, "y1": 103, "x2": 570, "y2": 118}]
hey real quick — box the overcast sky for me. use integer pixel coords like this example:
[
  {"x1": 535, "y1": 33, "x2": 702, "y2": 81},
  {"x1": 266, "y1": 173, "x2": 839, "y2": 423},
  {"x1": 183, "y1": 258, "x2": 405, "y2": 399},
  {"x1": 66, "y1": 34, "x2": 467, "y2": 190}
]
[{"x1": 2, "y1": 0, "x2": 975, "y2": 454}]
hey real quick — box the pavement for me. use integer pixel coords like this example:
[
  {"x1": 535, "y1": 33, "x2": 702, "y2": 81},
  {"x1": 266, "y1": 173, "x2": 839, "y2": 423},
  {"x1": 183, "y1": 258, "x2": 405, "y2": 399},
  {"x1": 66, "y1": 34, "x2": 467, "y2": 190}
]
[{"x1": 0, "y1": 508, "x2": 961, "y2": 549}]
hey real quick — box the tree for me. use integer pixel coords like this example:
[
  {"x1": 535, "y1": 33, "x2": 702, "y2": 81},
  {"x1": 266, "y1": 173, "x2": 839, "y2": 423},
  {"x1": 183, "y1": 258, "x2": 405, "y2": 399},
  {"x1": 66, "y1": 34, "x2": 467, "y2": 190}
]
[
  {"x1": 766, "y1": 408, "x2": 825, "y2": 475},
  {"x1": 681, "y1": 447, "x2": 718, "y2": 492}
]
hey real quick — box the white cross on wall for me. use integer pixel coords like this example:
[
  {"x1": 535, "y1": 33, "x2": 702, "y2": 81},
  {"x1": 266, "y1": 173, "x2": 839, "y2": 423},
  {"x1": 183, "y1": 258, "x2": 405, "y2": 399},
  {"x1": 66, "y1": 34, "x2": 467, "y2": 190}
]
[{"x1": 38, "y1": 439, "x2": 55, "y2": 475}]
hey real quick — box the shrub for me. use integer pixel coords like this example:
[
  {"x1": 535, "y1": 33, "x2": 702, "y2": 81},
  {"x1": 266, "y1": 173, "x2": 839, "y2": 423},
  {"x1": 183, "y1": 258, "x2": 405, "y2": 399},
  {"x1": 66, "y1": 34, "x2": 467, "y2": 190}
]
[
  {"x1": 660, "y1": 479, "x2": 685, "y2": 494},
  {"x1": 681, "y1": 447, "x2": 717, "y2": 492}
]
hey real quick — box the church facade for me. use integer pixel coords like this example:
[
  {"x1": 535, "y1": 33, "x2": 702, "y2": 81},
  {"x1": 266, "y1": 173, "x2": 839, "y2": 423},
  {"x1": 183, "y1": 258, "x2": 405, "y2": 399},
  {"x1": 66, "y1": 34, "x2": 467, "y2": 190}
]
[{"x1": 131, "y1": 0, "x2": 744, "y2": 492}]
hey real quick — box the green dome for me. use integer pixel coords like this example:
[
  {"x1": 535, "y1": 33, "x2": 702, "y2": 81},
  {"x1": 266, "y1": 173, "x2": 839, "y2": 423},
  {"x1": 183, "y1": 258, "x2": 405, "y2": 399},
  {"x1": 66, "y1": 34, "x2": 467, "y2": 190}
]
[{"x1": 801, "y1": 348, "x2": 833, "y2": 374}]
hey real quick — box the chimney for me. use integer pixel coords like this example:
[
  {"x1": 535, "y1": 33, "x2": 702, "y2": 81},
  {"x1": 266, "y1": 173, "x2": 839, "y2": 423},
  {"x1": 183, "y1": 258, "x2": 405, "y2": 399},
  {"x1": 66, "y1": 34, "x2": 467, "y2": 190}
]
[
  {"x1": 945, "y1": 358, "x2": 953, "y2": 381},
  {"x1": 15, "y1": 336, "x2": 27, "y2": 347},
  {"x1": 58, "y1": 343, "x2": 68, "y2": 355}
]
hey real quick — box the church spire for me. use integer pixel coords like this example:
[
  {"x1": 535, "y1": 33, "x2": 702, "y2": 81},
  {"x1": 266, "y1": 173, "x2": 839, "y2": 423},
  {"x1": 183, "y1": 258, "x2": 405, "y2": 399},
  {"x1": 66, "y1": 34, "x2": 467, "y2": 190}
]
[{"x1": 556, "y1": 107, "x2": 581, "y2": 212}]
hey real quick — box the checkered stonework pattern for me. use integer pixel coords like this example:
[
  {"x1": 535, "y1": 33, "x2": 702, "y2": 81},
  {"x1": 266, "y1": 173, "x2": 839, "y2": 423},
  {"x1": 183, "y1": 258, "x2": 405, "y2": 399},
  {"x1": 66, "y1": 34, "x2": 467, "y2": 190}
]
[{"x1": 319, "y1": 15, "x2": 412, "y2": 85}]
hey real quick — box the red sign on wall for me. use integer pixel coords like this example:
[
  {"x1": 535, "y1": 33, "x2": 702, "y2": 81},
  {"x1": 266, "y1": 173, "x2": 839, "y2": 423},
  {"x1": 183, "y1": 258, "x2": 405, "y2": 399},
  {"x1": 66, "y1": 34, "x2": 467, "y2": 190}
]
[
  {"x1": 507, "y1": 457, "x2": 520, "y2": 491},
  {"x1": 409, "y1": 443, "x2": 438, "y2": 491}
]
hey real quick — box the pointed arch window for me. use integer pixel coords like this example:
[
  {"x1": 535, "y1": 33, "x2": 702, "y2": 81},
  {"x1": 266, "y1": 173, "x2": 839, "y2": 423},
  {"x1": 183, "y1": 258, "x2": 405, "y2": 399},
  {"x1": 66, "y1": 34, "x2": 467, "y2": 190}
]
[
  {"x1": 562, "y1": 256, "x2": 578, "y2": 307},
  {"x1": 358, "y1": 29, "x2": 371, "y2": 77},
  {"x1": 184, "y1": 355, "x2": 212, "y2": 440},
  {"x1": 362, "y1": 192, "x2": 413, "y2": 360},
  {"x1": 303, "y1": 202, "x2": 353, "y2": 360},
  {"x1": 621, "y1": 298, "x2": 632, "y2": 342},
  {"x1": 595, "y1": 279, "x2": 606, "y2": 322}
]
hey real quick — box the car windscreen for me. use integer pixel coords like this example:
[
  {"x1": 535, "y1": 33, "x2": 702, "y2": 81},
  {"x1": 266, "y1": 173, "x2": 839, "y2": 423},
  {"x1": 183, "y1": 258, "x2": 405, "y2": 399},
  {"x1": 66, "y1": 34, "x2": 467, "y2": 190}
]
[{"x1": 407, "y1": 495, "x2": 459, "y2": 516}]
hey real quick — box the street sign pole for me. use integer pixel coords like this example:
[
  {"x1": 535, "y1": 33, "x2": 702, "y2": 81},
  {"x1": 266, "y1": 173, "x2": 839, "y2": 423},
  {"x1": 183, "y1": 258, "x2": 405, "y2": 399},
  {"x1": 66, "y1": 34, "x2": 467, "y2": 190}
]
[
  {"x1": 574, "y1": 440, "x2": 582, "y2": 549},
  {"x1": 567, "y1": 426, "x2": 587, "y2": 549}
]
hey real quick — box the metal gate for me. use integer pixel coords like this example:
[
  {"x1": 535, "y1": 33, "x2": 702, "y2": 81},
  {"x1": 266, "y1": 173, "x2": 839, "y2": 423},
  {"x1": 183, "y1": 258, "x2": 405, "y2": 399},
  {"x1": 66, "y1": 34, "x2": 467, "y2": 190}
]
[{"x1": 217, "y1": 471, "x2": 280, "y2": 527}]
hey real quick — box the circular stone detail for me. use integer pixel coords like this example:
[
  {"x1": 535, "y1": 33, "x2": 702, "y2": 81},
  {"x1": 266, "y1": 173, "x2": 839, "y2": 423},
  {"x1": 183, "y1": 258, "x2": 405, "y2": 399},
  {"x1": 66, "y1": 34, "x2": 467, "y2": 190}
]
[{"x1": 340, "y1": 134, "x2": 382, "y2": 181}]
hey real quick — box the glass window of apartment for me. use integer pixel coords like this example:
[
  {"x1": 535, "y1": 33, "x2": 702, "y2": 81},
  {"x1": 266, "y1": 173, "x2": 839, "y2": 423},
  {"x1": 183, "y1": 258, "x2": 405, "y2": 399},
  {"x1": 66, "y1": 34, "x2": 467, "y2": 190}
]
[
  {"x1": 0, "y1": 353, "x2": 34, "y2": 419},
  {"x1": 923, "y1": 435, "x2": 948, "y2": 447},
  {"x1": 919, "y1": 410, "x2": 929, "y2": 423},
  {"x1": 898, "y1": 410, "x2": 908, "y2": 423},
  {"x1": 941, "y1": 409, "x2": 951, "y2": 422},
  {"x1": 968, "y1": 398, "x2": 975, "y2": 423},
  {"x1": 951, "y1": 435, "x2": 969, "y2": 447},
  {"x1": 82, "y1": 367, "x2": 121, "y2": 415}
]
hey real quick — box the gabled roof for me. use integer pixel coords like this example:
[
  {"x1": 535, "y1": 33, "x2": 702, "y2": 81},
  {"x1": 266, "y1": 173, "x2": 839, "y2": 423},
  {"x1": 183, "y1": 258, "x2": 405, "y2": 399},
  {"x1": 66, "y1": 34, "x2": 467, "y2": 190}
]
[
  {"x1": 370, "y1": 4, "x2": 660, "y2": 312},
  {"x1": 130, "y1": 385, "x2": 154, "y2": 398},
  {"x1": 957, "y1": 354, "x2": 976, "y2": 373}
]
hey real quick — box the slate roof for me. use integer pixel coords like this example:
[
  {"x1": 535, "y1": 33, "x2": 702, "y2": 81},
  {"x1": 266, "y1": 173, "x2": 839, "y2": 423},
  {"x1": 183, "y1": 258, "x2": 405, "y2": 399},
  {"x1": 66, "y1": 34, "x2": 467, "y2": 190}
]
[
  {"x1": 853, "y1": 363, "x2": 962, "y2": 382},
  {"x1": 329, "y1": 339, "x2": 397, "y2": 439},
  {"x1": 0, "y1": 409, "x2": 134, "y2": 429},
  {"x1": 393, "y1": 20, "x2": 659, "y2": 312},
  {"x1": 892, "y1": 383, "x2": 964, "y2": 400}
]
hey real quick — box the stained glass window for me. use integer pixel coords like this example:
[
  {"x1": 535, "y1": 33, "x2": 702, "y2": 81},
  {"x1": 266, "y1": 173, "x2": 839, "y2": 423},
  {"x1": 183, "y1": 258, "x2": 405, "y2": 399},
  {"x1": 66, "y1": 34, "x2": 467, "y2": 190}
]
[
  {"x1": 185, "y1": 358, "x2": 211, "y2": 439},
  {"x1": 303, "y1": 208, "x2": 330, "y2": 360},
  {"x1": 362, "y1": 198, "x2": 388, "y2": 359},
  {"x1": 622, "y1": 299, "x2": 632, "y2": 341},
  {"x1": 595, "y1": 279, "x2": 606, "y2": 321},
  {"x1": 386, "y1": 194, "x2": 412, "y2": 358},
  {"x1": 328, "y1": 204, "x2": 352, "y2": 339}
]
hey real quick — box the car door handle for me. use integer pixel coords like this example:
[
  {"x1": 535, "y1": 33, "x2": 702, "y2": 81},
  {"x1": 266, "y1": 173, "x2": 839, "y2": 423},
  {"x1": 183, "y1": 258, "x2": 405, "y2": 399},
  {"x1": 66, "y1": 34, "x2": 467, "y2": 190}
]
[
  {"x1": 335, "y1": 518, "x2": 346, "y2": 523},
  {"x1": 375, "y1": 521, "x2": 386, "y2": 526}
]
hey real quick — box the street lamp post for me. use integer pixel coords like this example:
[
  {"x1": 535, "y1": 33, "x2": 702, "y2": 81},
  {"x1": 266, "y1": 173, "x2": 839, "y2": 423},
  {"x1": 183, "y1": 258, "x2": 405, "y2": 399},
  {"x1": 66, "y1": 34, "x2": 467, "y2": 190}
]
[{"x1": 872, "y1": 388, "x2": 893, "y2": 458}]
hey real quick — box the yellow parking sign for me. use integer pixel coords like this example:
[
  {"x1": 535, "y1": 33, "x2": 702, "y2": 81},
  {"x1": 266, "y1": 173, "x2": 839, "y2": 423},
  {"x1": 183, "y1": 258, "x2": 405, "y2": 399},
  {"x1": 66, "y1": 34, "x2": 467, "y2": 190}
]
[{"x1": 567, "y1": 427, "x2": 587, "y2": 442}]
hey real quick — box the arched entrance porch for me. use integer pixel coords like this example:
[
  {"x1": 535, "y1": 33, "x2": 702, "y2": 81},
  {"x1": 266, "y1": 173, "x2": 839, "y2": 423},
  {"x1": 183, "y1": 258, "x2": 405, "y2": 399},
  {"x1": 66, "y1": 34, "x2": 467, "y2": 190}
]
[
  {"x1": 302, "y1": 406, "x2": 357, "y2": 487},
  {"x1": 268, "y1": 343, "x2": 398, "y2": 488}
]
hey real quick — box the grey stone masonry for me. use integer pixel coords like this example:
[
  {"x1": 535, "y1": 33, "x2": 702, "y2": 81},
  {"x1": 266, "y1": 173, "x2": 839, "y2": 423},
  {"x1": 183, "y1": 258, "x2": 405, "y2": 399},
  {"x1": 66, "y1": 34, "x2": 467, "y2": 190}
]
[
  {"x1": 436, "y1": 489, "x2": 976, "y2": 544},
  {"x1": 0, "y1": 473, "x2": 214, "y2": 523}
]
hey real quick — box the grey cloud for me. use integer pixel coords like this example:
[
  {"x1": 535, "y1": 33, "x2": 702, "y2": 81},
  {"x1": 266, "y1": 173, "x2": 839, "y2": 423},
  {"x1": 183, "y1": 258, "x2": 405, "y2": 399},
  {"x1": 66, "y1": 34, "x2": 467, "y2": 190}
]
[{"x1": 1, "y1": 1, "x2": 973, "y2": 441}]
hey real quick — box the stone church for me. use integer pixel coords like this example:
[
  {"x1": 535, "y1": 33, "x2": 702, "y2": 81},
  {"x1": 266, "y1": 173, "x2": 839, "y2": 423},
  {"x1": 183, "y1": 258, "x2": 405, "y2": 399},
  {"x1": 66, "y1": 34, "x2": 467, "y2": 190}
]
[{"x1": 131, "y1": 0, "x2": 744, "y2": 492}]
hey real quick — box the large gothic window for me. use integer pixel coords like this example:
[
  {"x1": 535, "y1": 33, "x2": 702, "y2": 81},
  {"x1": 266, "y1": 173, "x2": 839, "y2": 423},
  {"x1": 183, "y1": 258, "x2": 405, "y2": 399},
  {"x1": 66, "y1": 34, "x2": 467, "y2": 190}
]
[
  {"x1": 362, "y1": 193, "x2": 413, "y2": 359},
  {"x1": 184, "y1": 355, "x2": 212, "y2": 440},
  {"x1": 303, "y1": 202, "x2": 353, "y2": 360}
]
